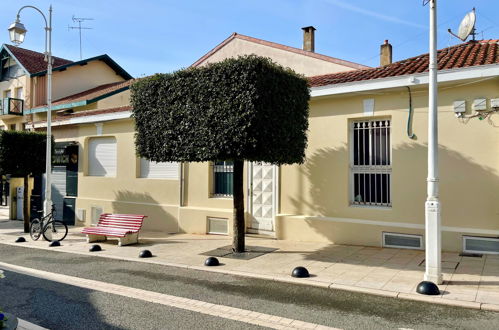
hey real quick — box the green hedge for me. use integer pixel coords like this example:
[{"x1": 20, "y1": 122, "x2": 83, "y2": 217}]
[{"x1": 131, "y1": 55, "x2": 310, "y2": 165}]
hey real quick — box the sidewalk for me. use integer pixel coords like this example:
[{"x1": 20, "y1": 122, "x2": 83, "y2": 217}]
[{"x1": 1, "y1": 218, "x2": 499, "y2": 312}]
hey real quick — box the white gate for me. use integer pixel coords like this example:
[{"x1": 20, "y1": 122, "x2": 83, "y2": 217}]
[{"x1": 249, "y1": 162, "x2": 277, "y2": 234}]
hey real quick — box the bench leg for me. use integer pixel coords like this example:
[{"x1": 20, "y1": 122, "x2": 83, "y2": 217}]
[
  {"x1": 87, "y1": 234, "x2": 107, "y2": 243},
  {"x1": 118, "y1": 232, "x2": 139, "y2": 246}
]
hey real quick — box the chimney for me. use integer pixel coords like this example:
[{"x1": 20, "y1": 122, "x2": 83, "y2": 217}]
[
  {"x1": 302, "y1": 26, "x2": 316, "y2": 52},
  {"x1": 380, "y1": 40, "x2": 392, "y2": 66}
]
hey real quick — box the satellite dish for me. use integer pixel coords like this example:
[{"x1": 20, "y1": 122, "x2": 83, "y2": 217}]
[{"x1": 448, "y1": 8, "x2": 476, "y2": 41}]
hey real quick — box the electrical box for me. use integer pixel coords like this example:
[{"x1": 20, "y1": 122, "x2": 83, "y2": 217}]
[
  {"x1": 473, "y1": 98, "x2": 487, "y2": 111},
  {"x1": 490, "y1": 98, "x2": 499, "y2": 108},
  {"x1": 453, "y1": 100, "x2": 466, "y2": 113}
]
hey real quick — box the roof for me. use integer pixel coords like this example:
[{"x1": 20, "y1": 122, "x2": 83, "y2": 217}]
[
  {"x1": 309, "y1": 39, "x2": 499, "y2": 87},
  {"x1": 28, "y1": 80, "x2": 132, "y2": 113},
  {"x1": 4, "y1": 44, "x2": 72, "y2": 74},
  {"x1": 191, "y1": 32, "x2": 370, "y2": 70},
  {"x1": 31, "y1": 54, "x2": 133, "y2": 80},
  {"x1": 28, "y1": 106, "x2": 132, "y2": 129},
  {"x1": 2, "y1": 44, "x2": 133, "y2": 80}
]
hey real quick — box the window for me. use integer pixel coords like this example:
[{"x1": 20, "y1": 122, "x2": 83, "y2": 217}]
[
  {"x1": 351, "y1": 119, "x2": 391, "y2": 207},
  {"x1": 3, "y1": 90, "x2": 11, "y2": 98},
  {"x1": 15, "y1": 87, "x2": 23, "y2": 100},
  {"x1": 88, "y1": 137, "x2": 117, "y2": 177},
  {"x1": 139, "y1": 158, "x2": 178, "y2": 179},
  {"x1": 212, "y1": 161, "x2": 233, "y2": 197}
]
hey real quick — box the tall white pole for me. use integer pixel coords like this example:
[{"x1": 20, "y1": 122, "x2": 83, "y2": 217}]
[
  {"x1": 43, "y1": 6, "x2": 53, "y2": 217},
  {"x1": 424, "y1": 0, "x2": 442, "y2": 285}
]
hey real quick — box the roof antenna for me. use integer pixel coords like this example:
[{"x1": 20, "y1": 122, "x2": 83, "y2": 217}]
[
  {"x1": 68, "y1": 15, "x2": 94, "y2": 60},
  {"x1": 448, "y1": 8, "x2": 477, "y2": 42}
]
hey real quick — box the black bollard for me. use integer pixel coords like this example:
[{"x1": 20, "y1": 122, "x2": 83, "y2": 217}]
[
  {"x1": 139, "y1": 250, "x2": 153, "y2": 258},
  {"x1": 15, "y1": 237, "x2": 26, "y2": 243},
  {"x1": 291, "y1": 266, "x2": 310, "y2": 278},
  {"x1": 89, "y1": 244, "x2": 102, "y2": 252},
  {"x1": 416, "y1": 281, "x2": 440, "y2": 295},
  {"x1": 204, "y1": 257, "x2": 220, "y2": 266},
  {"x1": 49, "y1": 240, "x2": 61, "y2": 247}
]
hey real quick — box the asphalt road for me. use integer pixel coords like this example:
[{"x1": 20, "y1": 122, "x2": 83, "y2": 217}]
[{"x1": 1, "y1": 243, "x2": 499, "y2": 329}]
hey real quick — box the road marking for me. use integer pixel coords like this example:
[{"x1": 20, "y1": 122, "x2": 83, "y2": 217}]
[{"x1": 0, "y1": 261, "x2": 341, "y2": 330}]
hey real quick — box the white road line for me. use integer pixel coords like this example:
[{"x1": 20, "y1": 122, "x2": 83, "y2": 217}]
[{"x1": 0, "y1": 262, "x2": 341, "y2": 330}]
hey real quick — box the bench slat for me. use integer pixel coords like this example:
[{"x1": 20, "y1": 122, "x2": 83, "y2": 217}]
[{"x1": 82, "y1": 213, "x2": 147, "y2": 239}]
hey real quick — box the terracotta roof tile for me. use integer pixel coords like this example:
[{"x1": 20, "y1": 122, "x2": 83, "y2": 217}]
[
  {"x1": 309, "y1": 40, "x2": 499, "y2": 87},
  {"x1": 5, "y1": 44, "x2": 73, "y2": 74},
  {"x1": 191, "y1": 32, "x2": 370, "y2": 71}
]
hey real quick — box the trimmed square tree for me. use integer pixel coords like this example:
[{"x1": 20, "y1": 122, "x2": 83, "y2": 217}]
[
  {"x1": 131, "y1": 55, "x2": 310, "y2": 252},
  {"x1": 0, "y1": 131, "x2": 51, "y2": 233}
]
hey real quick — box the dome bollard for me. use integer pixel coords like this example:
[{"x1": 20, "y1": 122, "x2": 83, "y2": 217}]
[
  {"x1": 416, "y1": 281, "x2": 440, "y2": 295},
  {"x1": 291, "y1": 266, "x2": 310, "y2": 278},
  {"x1": 49, "y1": 240, "x2": 61, "y2": 247},
  {"x1": 15, "y1": 237, "x2": 26, "y2": 243},
  {"x1": 139, "y1": 250, "x2": 153, "y2": 258},
  {"x1": 204, "y1": 257, "x2": 220, "y2": 266},
  {"x1": 89, "y1": 244, "x2": 102, "y2": 252}
]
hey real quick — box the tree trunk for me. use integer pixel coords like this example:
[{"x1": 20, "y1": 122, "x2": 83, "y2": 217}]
[
  {"x1": 23, "y1": 175, "x2": 29, "y2": 233},
  {"x1": 232, "y1": 160, "x2": 245, "y2": 253}
]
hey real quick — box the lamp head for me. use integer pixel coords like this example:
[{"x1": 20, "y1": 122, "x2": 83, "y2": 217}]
[{"x1": 8, "y1": 18, "x2": 27, "y2": 45}]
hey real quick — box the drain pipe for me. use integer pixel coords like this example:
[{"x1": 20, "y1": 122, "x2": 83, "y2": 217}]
[{"x1": 406, "y1": 86, "x2": 416, "y2": 139}]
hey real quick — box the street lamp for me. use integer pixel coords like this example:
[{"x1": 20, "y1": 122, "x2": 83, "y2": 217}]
[
  {"x1": 424, "y1": 0, "x2": 442, "y2": 285},
  {"x1": 9, "y1": 5, "x2": 53, "y2": 218}
]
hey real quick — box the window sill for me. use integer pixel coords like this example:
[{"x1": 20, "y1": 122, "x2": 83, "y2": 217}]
[
  {"x1": 349, "y1": 203, "x2": 392, "y2": 210},
  {"x1": 210, "y1": 195, "x2": 233, "y2": 200}
]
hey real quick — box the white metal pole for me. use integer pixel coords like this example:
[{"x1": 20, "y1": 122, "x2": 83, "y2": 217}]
[
  {"x1": 43, "y1": 5, "x2": 53, "y2": 218},
  {"x1": 424, "y1": 0, "x2": 442, "y2": 284}
]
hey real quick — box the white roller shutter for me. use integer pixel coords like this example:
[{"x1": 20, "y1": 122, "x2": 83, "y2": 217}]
[
  {"x1": 51, "y1": 166, "x2": 66, "y2": 220},
  {"x1": 88, "y1": 137, "x2": 117, "y2": 177},
  {"x1": 140, "y1": 158, "x2": 178, "y2": 179}
]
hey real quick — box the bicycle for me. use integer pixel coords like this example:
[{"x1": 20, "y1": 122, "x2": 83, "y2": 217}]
[{"x1": 29, "y1": 205, "x2": 68, "y2": 242}]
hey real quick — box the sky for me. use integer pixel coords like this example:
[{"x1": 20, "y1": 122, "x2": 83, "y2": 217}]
[{"x1": 1, "y1": 1, "x2": 498, "y2": 78}]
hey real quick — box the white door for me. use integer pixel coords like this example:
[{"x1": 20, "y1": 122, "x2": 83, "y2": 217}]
[
  {"x1": 16, "y1": 186, "x2": 23, "y2": 220},
  {"x1": 249, "y1": 162, "x2": 276, "y2": 233}
]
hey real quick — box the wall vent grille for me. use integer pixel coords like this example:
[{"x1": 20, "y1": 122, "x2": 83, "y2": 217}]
[
  {"x1": 463, "y1": 236, "x2": 499, "y2": 254},
  {"x1": 208, "y1": 217, "x2": 228, "y2": 235},
  {"x1": 383, "y1": 232, "x2": 423, "y2": 250}
]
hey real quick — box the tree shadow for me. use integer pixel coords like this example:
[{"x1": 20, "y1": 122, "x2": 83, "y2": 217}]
[
  {"x1": 111, "y1": 190, "x2": 178, "y2": 235},
  {"x1": 284, "y1": 142, "x2": 499, "y2": 273}
]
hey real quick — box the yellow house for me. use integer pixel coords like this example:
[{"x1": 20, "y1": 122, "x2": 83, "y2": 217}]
[{"x1": 3, "y1": 32, "x2": 498, "y2": 255}]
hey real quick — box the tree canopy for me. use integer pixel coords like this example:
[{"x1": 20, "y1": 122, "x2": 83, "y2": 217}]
[
  {"x1": 131, "y1": 55, "x2": 310, "y2": 164},
  {"x1": 0, "y1": 130, "x2": 50, "y2": 177}
]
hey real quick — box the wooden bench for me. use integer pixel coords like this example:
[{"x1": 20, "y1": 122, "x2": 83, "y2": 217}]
[{"x1": 81, "y1": 213, "x2": 147, "y2": 246}]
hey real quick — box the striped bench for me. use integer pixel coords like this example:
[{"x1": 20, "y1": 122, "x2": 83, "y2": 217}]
[{"x1": 82, "y1": 213, "x2": 147, "y2": 246}]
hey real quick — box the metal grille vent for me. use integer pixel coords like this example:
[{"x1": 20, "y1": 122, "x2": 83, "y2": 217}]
[
  {"x1": 383, "y1": 232, "x2": 423, "y2": 249},
  {"x1": 208, "y1": 217, "x2": 228, "y2": 235},
  {"x1": 463, "y1": 236, "x2": 499, "y2": 254}
]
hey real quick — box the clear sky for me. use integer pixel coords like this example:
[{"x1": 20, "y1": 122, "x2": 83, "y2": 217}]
[{"x1": 1, "y1": 1, "x2": 498, "y2": 78}]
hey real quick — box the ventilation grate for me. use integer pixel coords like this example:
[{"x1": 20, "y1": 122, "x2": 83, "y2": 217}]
[
  {"x1": 463, "y1": 236, "x2": 499, "y2": 255},
  {"x1": 208, "y1": 217, "x2": 228, "y2": 235},
  {"x1": 383, "y1": 232, "x2": 423, "y2": 250}
]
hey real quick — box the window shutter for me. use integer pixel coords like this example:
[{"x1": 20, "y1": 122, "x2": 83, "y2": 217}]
[
  {"x1": 88, "y1": 137, "x2": 117, "y2": 177},
  {"x1": 140, "y1": 158, "x2": 178, "y2": 179}
]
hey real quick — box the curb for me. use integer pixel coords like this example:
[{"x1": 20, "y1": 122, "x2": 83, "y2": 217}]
[{"x1": 0, "y1": 239, "x2": 498, "y2": 312}]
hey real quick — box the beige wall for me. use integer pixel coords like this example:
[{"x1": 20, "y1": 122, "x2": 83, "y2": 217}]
[
  {"x1": 196, "y1": 38, "x2": 358, "y2": 77},
  {"x1": 47, "y1": 61, "x2": 125, "y2": 102},
  {"x1": 279, "y1": 77, "x2": 499, "y2": 251}
]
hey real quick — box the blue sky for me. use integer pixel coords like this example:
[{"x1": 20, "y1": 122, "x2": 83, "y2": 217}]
[{"x1": 1, "y1": 1, "x2": 498, "y2": 77}]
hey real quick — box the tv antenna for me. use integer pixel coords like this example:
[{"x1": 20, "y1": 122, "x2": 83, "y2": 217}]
[
  {"x1": 69, "y1": 16, "x2": 94, "y2": 60},
  {"x1": 448, "y1": 8, "x2": 476, "y2": 42}
]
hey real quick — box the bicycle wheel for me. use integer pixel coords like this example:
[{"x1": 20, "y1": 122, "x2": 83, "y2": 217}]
[
  {"x1": 42, "y1": 220, "x2": 68, "y2": 242},
  {"x1": 30, "y1": 219, "x2": 42, "y2": 241}
]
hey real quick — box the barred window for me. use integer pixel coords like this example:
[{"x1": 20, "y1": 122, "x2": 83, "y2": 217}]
[
  {"x1": 351, "y1": 119, "x2": 391, "y2": 207},
  {"x1": 211, "y1": 161, "x2": 233, "y2": 197}
]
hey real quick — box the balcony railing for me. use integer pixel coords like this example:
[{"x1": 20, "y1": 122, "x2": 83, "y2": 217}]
[{"x1": 0, "y1": 98, "x2": 24, "y2": 116}]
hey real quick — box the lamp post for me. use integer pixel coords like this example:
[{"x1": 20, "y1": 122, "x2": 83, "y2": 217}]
[
  {"x1": 424, "y1": 0, "x2": 442, "y2": 285},
  {"x1": 8, "y1": 5, "x2": 53, "y2": 218}
]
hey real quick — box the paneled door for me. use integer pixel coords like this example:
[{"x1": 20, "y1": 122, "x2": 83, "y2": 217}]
[{"x1": 249, "y1": 162, "x2": 277, "y2": 234}]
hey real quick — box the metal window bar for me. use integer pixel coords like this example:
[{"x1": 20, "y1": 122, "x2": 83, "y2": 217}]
[
  {"x1": 352, "y1": 119, "x2": 391, "y2": 207},
  {"x1": 212, "y1": 161, "x2": 234, "y2": 197}
]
